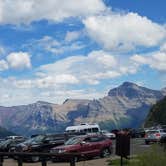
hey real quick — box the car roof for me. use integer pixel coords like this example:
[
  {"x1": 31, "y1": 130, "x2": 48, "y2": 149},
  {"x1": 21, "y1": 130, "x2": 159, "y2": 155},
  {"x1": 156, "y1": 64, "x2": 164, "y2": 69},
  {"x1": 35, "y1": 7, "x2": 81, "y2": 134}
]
[{"x1": 147, "y1": 129, "x2": 164, "y2": 132}]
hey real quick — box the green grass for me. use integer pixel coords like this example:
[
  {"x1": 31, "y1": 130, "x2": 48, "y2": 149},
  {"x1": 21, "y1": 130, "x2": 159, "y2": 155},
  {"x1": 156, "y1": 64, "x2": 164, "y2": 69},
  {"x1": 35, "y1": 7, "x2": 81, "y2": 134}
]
[{"x1": 107, "y1": 145, "x2": 166, "y2": 166}]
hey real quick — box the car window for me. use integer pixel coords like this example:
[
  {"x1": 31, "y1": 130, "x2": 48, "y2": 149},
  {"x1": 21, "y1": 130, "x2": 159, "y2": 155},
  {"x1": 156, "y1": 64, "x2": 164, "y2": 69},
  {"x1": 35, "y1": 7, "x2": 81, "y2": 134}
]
[
  {"x1": 65, "y1": 137, "x2": 82, "y2": 145},
  {"x1": 85, "y1": 136, "x2": 105, "y2": 142},
  {"x1": 92, "y1": 128, "x2": 99, "y2": 132},
  {"x1": 23, "y1": 135, "x2": 45, "y2": 144},
  {"x1": 159, "y1": 130, "x2": 165, "y2": 133}
]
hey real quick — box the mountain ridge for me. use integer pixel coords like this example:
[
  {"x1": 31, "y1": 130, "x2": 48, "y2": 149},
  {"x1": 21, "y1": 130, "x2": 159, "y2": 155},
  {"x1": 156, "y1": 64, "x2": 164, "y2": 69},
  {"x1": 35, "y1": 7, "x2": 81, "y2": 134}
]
[{"x1": 0, "y1": 82, "x2": 165, "y2": 136}]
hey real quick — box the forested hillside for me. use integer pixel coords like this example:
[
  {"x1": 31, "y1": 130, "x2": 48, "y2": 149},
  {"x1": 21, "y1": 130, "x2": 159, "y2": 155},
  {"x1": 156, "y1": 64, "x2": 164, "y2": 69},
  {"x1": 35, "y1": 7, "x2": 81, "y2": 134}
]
[{"x1": 145, "y1": 96, "x2": 166, "y2": 127}]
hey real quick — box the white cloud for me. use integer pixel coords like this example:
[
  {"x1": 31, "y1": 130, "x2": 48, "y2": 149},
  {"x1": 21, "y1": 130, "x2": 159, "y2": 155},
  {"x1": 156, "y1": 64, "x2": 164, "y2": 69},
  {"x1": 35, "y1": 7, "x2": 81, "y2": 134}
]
[
  {"x1": 0, "y1": 46, "x2": 5, "y2": 56},
  {"x1": 0, "y1": 60, "x2": 8, "y2": 71},
  {"x1": 37, "y1": 50, "x2": 138, "y2": 85},
  {"x1": 0, "y1": 0, "x2": 106, "y2": 25},
  {"x1": 7, "y1": 52, "x2": 31, "y2": 69},
  {"x1": 65, "y1": 31, "x2": 81, "y2": 42},
  {"x1": 84, "y1": 12, "x2": 166, "y2": 52},
  {"x1": 88, "y1": 50, "x2": 117, "y2": 68},
  {"x1": 36, "y1": 74, "x2": 79, "y2": 88},
  {"x1": 6, "y1": 50, "x2": 123, "y2": 90},
  {"x1": 131, "y1": 52, "x2": 166, "y2": 71},
  {"x1": 0, "y1": 49, "x2": 144, "y2": 106},
  {"x1": 29, "y1": 36, "x2": 85, "y2": 55},
  {"x1": 130, "y1": 54, "x2": 147, "y2": 64},
  {"x1": 161, "y1": 43, "x2": 166, "y2": 52},
  {"x1": 0, "y1": 76, "x2": 107, "y2": 106}
]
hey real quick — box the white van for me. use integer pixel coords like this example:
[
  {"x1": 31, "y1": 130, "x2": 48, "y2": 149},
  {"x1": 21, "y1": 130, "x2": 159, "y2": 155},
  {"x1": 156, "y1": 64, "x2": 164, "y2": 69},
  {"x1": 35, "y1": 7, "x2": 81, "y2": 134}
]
[
  {"x1": 65, "y1": 123, "x2": 100, "y2": 134},
  {"x1": 6, "y1": 135, "x2": 25, "y2": 140}
]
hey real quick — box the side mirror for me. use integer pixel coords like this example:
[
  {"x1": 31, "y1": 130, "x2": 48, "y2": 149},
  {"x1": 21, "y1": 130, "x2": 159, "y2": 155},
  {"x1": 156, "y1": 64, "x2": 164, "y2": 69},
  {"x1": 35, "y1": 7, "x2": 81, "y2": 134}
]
[{"x1": 80, "y1": 141, "x2": 86, "y2": 145}]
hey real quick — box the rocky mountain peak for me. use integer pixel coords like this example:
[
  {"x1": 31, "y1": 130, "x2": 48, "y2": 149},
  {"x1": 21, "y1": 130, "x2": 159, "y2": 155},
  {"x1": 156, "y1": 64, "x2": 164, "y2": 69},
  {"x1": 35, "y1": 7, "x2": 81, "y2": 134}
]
[
  {"x1": 35, "y1": 101, "x2": 51, "y2": 105},
  {"x1": 63, "y1": 99, "x2": 90, "y2": 105},
  {"x1": 121, "y1": 81, "x2": 138, "y2": 87},
  {"x1": 108, "y1": 82, "x2": 162, "y2": 99},
  {"x1": 108, "y1": 82, "x2": 140, "y2": 97}
]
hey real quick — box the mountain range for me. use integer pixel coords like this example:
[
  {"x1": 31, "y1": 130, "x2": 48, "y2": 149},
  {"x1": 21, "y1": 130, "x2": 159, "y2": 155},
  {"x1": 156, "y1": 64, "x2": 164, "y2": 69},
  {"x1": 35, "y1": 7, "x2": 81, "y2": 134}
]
[{"x1": 0, "y1": 82, "x2": 165, "y2": 136}]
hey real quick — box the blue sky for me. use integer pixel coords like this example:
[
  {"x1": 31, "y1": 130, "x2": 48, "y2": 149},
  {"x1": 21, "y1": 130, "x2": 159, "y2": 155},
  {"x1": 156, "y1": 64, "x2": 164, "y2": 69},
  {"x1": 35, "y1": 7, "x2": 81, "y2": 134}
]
[{"x1": 0, "y1": 0, "x2": 165, "y2": 106}]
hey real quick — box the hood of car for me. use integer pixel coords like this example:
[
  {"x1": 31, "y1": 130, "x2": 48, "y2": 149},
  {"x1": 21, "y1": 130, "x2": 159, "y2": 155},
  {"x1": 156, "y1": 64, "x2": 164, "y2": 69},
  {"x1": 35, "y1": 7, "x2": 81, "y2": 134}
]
[{"x1": 52, "y1": 144, "x2": 80, "y2": 151}]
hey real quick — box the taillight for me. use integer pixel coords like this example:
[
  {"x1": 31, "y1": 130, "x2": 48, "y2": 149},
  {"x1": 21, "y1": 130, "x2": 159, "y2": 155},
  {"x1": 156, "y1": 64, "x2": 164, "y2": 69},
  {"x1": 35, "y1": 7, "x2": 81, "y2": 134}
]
[{"x1": 155, "y1": 133, "x2": 160, "y2": 137}]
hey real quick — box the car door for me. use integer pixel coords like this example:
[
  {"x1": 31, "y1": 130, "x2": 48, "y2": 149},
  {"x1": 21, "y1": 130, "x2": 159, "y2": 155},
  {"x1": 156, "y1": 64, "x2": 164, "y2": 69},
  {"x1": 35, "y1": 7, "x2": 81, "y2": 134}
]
[
  {"x1": 88, "y1": 136, "x2": 104, "y2": 156},
  {"x1": 81, "y1": 136, "x2": 102, "y2": 157},
  {"x1": 78, "y1": 137, "x2": 94, "y2": 158}
]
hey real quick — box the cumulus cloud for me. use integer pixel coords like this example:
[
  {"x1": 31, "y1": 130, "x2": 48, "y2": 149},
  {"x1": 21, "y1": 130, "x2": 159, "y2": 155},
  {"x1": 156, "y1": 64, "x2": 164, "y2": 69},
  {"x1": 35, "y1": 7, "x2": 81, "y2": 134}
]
[
  {"x1": 161, "y1": 43, "x2": 166, "y2": 52},
  {"x1": 12, "y1": 74, "x2": 79, "y2": 89},
  {"x1": 7, "y1": 52, "x2": 31, "y2": 69},
  {"x1": 0, "y1": 76, "x2": 106, "y2": 106},
  {"x1": 35, "y1": 74, "x2": 79, "y2": 88},
  {"x1": 0, "y1": 0, "x2": 106, "y2": 24},
  {"x1": 0, "y1": 49, "x2": 142, "y2": 106},
  {"x1": 84, "y1": 12, "x2": 166, "y2": 52},
  {"x1": 28, "y1": 36, "x2": 85, "y2": 55},
  {"x1": 37, "y1": 50, "x2": 138, "y2": 85},
  {"x1": 65, "y1": 31, "x2": 81, "y2": 42},
  {"x1": 5, "y1": 50, "x2": 126, "y2": 90},
  {"x1": 131, "y1": 52, "x2": 166, "y2": 71},
  {"x1": 0, "y1": 60, "x2": 8, "y2": 71}
]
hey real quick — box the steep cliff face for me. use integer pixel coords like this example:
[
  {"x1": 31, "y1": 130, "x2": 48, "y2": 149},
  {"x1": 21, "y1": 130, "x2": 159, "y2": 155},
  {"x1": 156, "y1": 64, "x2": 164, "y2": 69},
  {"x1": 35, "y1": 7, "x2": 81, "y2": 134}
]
[
  {"x1": 0, "y1": 82, "x2": 164, "y2": 136},
  {"x1": 69, "y1": 82, "x2": 163, "y2": 129}
]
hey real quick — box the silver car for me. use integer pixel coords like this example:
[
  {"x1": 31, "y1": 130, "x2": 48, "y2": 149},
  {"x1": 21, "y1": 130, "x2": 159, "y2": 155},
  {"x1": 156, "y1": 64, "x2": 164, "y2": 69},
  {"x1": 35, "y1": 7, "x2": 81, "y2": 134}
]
[{"x1": 145, "y1": 129, "x2": 166, "y2": 144}]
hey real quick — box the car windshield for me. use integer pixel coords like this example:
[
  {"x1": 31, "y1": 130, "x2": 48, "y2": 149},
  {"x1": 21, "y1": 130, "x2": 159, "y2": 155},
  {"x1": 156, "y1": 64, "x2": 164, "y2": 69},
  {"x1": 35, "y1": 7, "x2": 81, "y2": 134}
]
[
  {"x1": 65, "y1": 137, "x2": 83, "y2": 145},
  {"x1": 23, "y1": 135, "x2": 45, "y2": 144},
  {"x1": 0, "y1": 139, "x2": 12, "y2": 147},
  {"x1": 147, "y1": 130, "x2": 159, "y2": 134}
]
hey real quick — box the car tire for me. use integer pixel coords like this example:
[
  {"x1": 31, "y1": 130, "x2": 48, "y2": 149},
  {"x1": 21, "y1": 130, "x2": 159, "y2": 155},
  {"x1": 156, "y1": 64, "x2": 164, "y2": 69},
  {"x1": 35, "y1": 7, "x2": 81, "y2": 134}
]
[
  {"x1": 31, "y1": 156, "x2": 40, "y2": 162},
  {"x1": 100, "y1": 148, "x2": 110, "y2": 158}
]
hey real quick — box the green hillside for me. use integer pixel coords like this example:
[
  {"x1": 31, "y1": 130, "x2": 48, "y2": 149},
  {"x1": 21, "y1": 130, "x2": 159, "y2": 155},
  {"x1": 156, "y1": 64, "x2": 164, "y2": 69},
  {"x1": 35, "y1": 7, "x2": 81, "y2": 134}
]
[{"x1": 145, "y1": 96, "x2": 166, "y2": 127}]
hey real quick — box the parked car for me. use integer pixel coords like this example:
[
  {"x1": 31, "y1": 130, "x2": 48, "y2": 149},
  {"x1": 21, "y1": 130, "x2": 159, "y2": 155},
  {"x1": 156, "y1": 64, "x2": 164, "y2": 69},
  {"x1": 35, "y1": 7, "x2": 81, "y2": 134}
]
[
  {"x1": 101, "y1": 130, "x2": 116, "y2": 139},
  {"x1": 144, "y1": 129, "x2": 166, "y2": 144},
  {"x1": 12, "y1": 134, "x2": 64, "y2": 162},
  {"x1": 0, "y1": 138, "x2": 26, "y2": 152},
  {"x1": 50, "y1": 134, "x2": 113, "y2": 162},
  {"x1": 0, "y1": 139, "x2": 5, "y2": 143},
  {"x1": 130, "y1": 128, "x2": 145, "y2": 138}
]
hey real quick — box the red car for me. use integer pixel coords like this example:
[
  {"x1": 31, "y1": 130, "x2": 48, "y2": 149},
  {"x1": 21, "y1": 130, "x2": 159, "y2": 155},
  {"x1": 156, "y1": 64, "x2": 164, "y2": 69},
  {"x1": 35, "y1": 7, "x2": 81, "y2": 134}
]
[{"x1": 50, "y1": 134, "x2": 113, "y2": 162}]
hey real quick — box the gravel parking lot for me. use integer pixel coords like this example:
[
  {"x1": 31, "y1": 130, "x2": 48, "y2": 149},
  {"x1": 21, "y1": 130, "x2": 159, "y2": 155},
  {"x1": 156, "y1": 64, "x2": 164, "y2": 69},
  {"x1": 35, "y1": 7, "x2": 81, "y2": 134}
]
[{"x1": 1, "y1": 138, "x2": 153, "y2": 166}]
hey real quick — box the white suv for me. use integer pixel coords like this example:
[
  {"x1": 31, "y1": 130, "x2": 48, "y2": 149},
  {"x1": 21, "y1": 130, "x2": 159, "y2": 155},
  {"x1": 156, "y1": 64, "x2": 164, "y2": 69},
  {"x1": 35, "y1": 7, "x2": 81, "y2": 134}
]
[
  {"x1": 145, "y1": 129, "x2": 166, "y2": 144},
  {"x1": 101, "y1": 130, "x2": 116, "y2": 139}
]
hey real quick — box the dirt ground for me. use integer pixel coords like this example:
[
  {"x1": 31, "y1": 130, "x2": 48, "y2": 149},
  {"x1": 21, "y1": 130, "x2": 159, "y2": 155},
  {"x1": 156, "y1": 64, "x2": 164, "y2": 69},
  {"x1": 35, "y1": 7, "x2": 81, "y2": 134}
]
[{"x1": 3, "y1": 157, "x2": 111, "y2": 166}]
